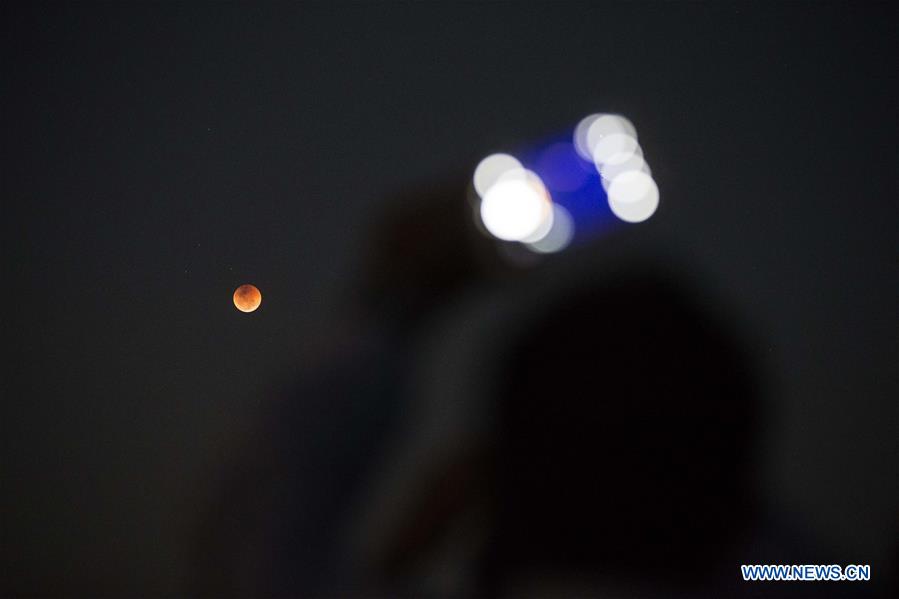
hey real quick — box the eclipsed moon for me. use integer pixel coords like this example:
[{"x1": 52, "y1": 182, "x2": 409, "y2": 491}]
[{"x1": 233, "y1": 284, "x2": 262, "y2": 313}]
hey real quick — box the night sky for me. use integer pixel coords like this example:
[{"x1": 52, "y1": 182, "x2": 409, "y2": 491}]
[{"x1": 3, "y1": 2, "x2": 897, "y2": 596}]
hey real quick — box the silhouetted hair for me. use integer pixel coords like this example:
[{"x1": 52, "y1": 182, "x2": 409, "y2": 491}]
[{"x1": 487, "y1": 267, "x2": 758, "y2": 587}]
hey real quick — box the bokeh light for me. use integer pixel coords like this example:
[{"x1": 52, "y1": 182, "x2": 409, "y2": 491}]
[
  {"x1": 573, "y1": 114, "x2": 602, "y2": 160},
  {"x1": 473, "y1": 153, "x2": 523, "y2": 198},
  {"x1": 479, "y1": 170, "x2": 553, "y2": 241},
  {"x1": 592, "y1": 132, "x2": 641, "y2": 167},
  {"x1": 525, "y1": 203, "x2": 574, "y2": 254},
  {"x1": 535, "y1": 142, "x2": 590, "y2": 193},
  {"x1": 473, "y1": 112, "x2": 659, "y2": 251},
  {"x1": 585, "y1": 114, "x2": 637, "y2": 153},
  {"x1": 520, "y1": 198, "x2": 555, "y2": 243},
  {"x1": 572, "y1": 112, "x2": 660, "y2": 224},
  {"x1": 598, "y1": 153, "x2": 651, "y2": 190},
  {"x1": 606, "y1": 170, "x2": 659, "y2": 223}
]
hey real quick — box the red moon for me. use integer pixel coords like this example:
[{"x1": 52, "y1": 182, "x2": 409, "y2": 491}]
[{"x1": 233, "y1": 284, "x2": 262, "y2": 313}]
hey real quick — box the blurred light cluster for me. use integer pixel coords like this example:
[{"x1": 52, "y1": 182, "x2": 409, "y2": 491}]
[
  {"x1": 574, "y1": 113, "x2": 659, "y2": 223},
  {"x1": 471, "y1": 113, "x2": 657, "y2": 256},
  {"x1": 472, "y1": 154, "x2": 574, "y2": 253}
]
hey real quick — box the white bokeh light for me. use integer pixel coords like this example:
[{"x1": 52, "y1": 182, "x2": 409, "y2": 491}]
[
  {"x1": 573, "y1": 114, "x2": 601, "y2": 160},
  {"x1": 520, "y1": 199, "x2": 555, "y2": 243},
  {"x1": 473, "y1": 153, "x2": 523, "y2": 198},
  {"x1": 586, "y1": 114, "x2": 636, "y2": 154},
  {"x1": 606, "y1": 170, "x2": 659, "y2": 223},
  {"x1": 572, "y1": 112, "x2": 659, "y2": 224},
  {"x1": 526, "y1": 203, "x2": 574, "y2": 253},
  {"x1": 575, "y1": 113, "x2": 638, "y2": 161},
  {"x1": 599, "y1": 153, "x2": 651, "y2": 189},
  {"x1": 479, "y1": 171, "x2": 552, "y2": 241},
  {"x1": 592, "y1": 132, "x2": 641, "y2": 166}
]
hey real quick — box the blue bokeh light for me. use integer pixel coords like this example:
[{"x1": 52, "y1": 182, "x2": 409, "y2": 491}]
[{"x1": 517, "y1": 134, "x2": 620, "y2": 245}]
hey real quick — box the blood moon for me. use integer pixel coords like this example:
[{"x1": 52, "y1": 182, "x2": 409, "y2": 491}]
[{"x1": 233, "y1": 284, "x2": 262, "y2": 313}]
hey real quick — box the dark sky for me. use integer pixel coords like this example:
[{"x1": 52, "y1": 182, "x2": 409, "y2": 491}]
[{"x1": 3, "y1": 2, "x2": 896, "y2": 595}]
